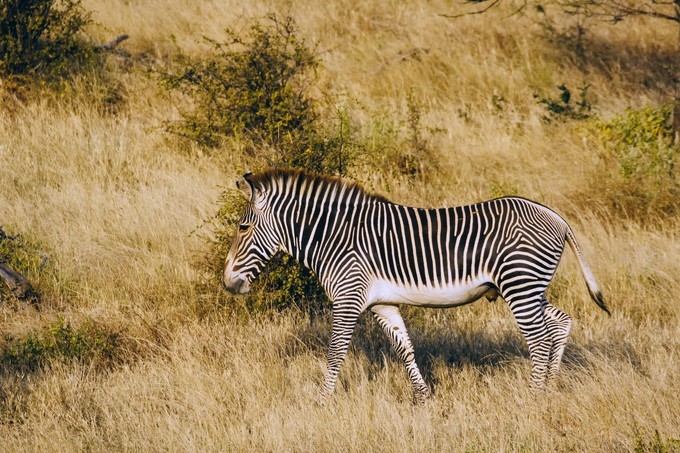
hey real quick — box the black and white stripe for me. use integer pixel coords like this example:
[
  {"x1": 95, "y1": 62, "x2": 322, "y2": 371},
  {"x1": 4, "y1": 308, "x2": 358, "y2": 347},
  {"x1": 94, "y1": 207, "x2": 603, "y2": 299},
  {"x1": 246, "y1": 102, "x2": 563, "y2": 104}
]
[{"x1": 222, "y1": 169, "x2": 609, "y2": 402}]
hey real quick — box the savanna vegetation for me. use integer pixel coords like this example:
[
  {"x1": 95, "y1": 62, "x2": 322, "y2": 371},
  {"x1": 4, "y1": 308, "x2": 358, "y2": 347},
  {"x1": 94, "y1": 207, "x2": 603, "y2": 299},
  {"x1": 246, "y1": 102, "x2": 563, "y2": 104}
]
[{"x1": 0, "y1": 0, "x2": 679, "y2": 450}]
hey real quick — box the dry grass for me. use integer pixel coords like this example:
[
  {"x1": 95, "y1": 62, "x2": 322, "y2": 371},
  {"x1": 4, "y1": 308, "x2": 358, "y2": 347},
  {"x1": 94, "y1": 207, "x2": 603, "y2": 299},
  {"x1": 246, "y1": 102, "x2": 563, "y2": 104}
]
[{"x1": 1, "y1": 0, "x2": 679, "y2": 450}]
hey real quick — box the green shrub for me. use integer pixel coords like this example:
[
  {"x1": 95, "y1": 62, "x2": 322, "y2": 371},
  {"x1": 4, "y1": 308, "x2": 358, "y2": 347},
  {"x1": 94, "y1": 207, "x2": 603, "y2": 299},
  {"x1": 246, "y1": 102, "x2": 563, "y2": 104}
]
[
  {"x1": 159, "y1": 14, "x2": 346, "y2": 171},
  {"x1": 359, "y1": 91, "x2": 442, "y2": 182},
  {"x1": 594, "y1": 105, "x2": 675, "y2": 182},
  {"x1": 0, "y1": 0, "x2": 94, "y2": 82},
  {"x1": 0, "y1": 318, "x2": 122, "y2": 373},
  {"x1": 247, "y1": 254, "x2": 327, "y2": 314},
  {"x1": 199, "y1": 94, "x2": 445, "y2": 314},
  {"x1": 587, "y1": 104, "x2": 678, "y2": 218},
  {"x1": 631, "y1": 421, "x2": 680, "y2": 453},
  {"x1": 535, "y1": 84, "x2": 593, "y2": 122},
  {"x1": 399, "y1": 89, "x2": 433, "y2": 177}
]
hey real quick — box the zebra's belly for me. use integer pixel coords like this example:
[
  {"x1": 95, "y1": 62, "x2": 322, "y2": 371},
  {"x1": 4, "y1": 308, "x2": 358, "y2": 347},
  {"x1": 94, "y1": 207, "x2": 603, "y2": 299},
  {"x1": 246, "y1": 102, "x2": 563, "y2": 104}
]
[{"x1": 366, "y1": 277, "x2": 492, "y2": 308}]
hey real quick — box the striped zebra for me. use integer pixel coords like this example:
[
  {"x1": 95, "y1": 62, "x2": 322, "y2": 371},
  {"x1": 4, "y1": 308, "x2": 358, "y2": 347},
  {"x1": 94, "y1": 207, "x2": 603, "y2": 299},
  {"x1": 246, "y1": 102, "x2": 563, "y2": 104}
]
[{"x1": 222, "y1": 169, "x2": 609, "y2": 402}]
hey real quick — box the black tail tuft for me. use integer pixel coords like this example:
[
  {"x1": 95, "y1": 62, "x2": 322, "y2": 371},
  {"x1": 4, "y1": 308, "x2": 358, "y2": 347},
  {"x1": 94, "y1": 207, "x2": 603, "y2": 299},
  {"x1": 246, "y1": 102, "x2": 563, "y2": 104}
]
[{"x1": 593, "y1": 291, "x2": 611, "y2": 316}]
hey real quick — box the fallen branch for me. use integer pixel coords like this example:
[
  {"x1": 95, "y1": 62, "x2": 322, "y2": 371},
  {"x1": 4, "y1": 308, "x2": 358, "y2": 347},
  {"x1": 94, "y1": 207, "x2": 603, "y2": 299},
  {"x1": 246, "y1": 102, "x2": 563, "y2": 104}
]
[
  {"x1": 0, "y1": 227, "x2": 38, "y2": 302},
  {"x1": 0, "y1": 262, "x2": 36, "y2": 300},
  {"x1": 95, "y1": 34, "x2": 129, "y2": 51}
]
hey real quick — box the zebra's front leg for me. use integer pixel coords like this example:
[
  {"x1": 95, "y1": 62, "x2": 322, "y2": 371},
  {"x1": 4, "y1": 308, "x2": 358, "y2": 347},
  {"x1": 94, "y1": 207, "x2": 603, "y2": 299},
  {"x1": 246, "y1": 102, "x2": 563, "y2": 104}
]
[
  {"x1": 320, "y1": 305, "x2": 360, "y2": 403},
  {"x1": 371, "y1": 304, "x2": 430, "y2": 403}
]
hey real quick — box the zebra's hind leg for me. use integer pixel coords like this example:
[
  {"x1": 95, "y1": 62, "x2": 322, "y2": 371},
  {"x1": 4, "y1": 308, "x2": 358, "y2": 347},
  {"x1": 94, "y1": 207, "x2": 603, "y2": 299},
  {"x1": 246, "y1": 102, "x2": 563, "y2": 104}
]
[
  {"x1": 505, "y1": 294, "x2": 552, "y2": 390},
  {"x1": 371, "y1": 304, "x2": 430, "y2": 403},
  {"x1": 543, "y1": 298, "x2": 572, "y2": 382}
]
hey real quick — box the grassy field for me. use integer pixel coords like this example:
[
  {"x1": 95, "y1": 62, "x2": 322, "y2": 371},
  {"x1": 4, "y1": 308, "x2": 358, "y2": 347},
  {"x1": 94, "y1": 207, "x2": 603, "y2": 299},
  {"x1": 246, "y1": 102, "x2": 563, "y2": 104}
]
[{"x1": 1, "y1": 0, "x2": 679, "y2": 450}]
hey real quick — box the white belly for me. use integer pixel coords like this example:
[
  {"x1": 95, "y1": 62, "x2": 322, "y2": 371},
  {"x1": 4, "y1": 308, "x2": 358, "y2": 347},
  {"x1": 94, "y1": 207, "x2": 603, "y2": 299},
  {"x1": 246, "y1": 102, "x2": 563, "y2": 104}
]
[{"x1": 366, "y1": 277, "x2": 492, "y2": 308}]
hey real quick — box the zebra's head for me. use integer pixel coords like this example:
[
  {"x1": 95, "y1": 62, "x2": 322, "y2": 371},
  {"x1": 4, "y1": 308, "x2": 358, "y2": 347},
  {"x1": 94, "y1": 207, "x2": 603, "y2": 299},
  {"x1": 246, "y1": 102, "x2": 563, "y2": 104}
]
[{"x1": 222, "y1": 172, "x2": 281, "y2": 294}]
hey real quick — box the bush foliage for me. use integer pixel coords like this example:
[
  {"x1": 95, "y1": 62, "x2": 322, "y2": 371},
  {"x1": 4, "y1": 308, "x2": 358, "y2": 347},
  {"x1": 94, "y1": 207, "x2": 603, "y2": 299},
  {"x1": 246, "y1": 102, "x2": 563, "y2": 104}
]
[
  {"x1": 159, "y1": 14, "x2": 352, "y2": 173},
  {"x1": 535, "y1": 84, "x2": 593, "y2": 122},
  {"x1": 587, "y1": 104, "x2": 679, "y2": 217},
  {"x1": 0, "y1": 318, "x2": 122, "y2": 373},
  {"x1": 0, "y1": 0, "x2": 93, "y2": 82}
]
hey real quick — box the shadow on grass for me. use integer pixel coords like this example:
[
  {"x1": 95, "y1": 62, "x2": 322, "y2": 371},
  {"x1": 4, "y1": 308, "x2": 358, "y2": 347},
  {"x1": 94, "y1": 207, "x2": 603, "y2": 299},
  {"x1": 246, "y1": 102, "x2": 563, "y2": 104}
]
[
  {"x1": 281, "y1": 313, "x2": 528, "y2": 381},
  {"x1": 281, "y1": 310, "x2": 647, "y2": 386},
  {"x1": 561, "y1": 337, "x2": 645, "y2": 376},
  {"x1": 542, "y1": 22, "x2": 675, "y2": 95}
]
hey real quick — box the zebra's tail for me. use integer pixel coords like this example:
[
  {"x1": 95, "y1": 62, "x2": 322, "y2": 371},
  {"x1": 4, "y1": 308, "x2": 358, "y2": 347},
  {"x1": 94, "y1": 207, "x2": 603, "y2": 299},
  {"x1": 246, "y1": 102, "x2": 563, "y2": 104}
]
[{"x1": 565, "y1": 226, "x2": 611, "y2": 316}]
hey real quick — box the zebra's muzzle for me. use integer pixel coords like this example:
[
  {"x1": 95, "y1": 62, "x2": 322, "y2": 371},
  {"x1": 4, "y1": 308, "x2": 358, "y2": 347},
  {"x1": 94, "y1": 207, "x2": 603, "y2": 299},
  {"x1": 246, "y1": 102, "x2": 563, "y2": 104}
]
[{"x1": 222, "y1": 274, "x2": 251, "y2": 295}]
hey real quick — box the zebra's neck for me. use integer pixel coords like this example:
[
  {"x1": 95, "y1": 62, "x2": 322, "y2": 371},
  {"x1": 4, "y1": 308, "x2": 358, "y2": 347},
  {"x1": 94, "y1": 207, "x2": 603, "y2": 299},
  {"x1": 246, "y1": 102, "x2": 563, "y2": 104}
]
[{"x1": 274, "y1": 178, "x2": 375, "y2": 276}]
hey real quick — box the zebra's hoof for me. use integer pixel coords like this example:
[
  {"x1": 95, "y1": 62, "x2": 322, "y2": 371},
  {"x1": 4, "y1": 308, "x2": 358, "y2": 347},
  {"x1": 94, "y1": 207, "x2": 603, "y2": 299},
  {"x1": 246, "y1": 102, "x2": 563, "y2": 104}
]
[{"x1": 413, "y1": 389, "x2": 431, "y2": 405}]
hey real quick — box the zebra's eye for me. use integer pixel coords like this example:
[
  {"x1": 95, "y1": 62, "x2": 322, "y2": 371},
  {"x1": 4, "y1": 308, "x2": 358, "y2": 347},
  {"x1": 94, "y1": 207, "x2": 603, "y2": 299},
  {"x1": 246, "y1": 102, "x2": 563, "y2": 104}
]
[{"x1": 238, "y1": 224, "x2": 250, "y2": 232}]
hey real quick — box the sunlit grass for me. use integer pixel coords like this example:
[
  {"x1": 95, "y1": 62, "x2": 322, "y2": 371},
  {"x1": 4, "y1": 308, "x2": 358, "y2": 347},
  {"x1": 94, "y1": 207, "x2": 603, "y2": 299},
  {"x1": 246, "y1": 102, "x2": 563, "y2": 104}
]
[{"x1": 0, "y1": 0, "x2": 678, "y2": 450}]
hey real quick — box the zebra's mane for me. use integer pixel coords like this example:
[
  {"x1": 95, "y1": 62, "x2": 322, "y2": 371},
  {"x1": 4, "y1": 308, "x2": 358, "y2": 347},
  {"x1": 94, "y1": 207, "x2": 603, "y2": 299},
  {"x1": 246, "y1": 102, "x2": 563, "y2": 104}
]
[{"x1": 247, "y1": 168, "x2": 390, "y2": 203}]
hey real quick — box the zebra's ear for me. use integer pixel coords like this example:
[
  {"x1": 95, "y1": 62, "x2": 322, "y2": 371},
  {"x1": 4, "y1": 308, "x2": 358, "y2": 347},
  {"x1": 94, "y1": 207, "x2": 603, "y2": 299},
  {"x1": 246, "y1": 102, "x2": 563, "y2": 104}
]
[
  {"x1": 238, "y1": 172, "x2": 267, "y2": 210},
  {"x1": 235, "y1": 173, "x2": 252, "y2": 199}
]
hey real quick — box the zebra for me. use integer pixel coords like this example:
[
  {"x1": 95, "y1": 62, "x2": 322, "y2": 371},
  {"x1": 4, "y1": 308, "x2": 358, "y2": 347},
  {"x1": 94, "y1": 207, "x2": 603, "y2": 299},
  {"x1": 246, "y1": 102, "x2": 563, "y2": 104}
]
[{"x1": 222, "y1": 169, "x2": 609, "y2": 402}]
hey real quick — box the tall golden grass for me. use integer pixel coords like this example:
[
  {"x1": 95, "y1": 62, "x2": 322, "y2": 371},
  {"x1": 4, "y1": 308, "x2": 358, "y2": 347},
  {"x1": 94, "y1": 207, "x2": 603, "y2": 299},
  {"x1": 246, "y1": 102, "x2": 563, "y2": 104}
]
[{"x1": 1, "y1": 0, "x2": 678, "y2": 450}]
